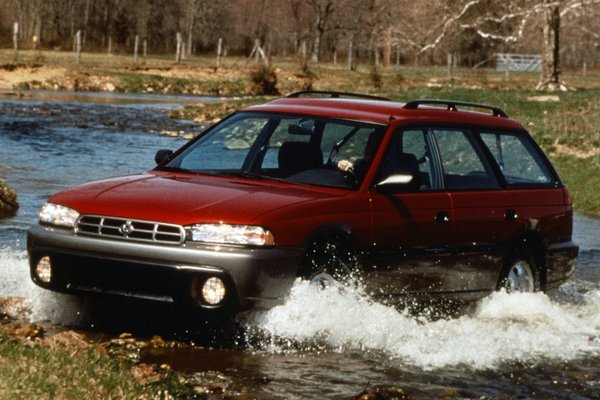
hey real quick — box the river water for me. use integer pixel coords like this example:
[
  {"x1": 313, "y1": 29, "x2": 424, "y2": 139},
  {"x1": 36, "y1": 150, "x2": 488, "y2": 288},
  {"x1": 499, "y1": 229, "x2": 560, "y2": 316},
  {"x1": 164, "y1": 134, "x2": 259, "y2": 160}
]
[{"x1": 1, "y1": 94, "x2": 599, "y2": 399}]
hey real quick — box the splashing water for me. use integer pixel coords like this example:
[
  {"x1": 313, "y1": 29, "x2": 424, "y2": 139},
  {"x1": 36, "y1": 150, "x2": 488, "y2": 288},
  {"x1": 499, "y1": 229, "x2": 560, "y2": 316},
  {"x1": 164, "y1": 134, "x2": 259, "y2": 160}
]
[{"x1": 244, "y1": 279, "x2": 600, "y2": 370}]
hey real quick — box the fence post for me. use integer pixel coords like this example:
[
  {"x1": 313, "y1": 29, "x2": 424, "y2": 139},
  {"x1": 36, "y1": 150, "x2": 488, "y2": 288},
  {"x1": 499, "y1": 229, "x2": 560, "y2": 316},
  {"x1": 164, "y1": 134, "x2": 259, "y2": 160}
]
[
  {"x1": 75, "y1": 30, "x2": 82, "y2": 64},
  {"x1": 176, "y1": 32, "x2": 182, "y2": 63},
  {"x1": 216, "y1": 37, "x2": 223, "y2": 67},
  {"x1": 13, "y1": 22, "x2": 19, "y2": 62},
  {"x1": 134, "y1": 35, "x2": 139, "y2": 64}
]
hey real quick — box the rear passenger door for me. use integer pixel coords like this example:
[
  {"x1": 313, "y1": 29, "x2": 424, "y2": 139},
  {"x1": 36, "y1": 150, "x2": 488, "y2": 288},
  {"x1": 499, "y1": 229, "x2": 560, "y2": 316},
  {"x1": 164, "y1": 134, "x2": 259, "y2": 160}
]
[{"x1": 431, "y1": 127, "x2": 515, "y2": 293}]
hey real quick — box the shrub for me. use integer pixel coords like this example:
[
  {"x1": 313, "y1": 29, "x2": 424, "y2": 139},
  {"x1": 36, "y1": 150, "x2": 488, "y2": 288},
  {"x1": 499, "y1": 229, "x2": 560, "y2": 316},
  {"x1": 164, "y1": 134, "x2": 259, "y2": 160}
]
[
  {"x1": 249, "y1": 64, "x2": 279, "y2": 95},
  {"x1": 370, "y1": 65, "x2": 383, "y2": 90}
]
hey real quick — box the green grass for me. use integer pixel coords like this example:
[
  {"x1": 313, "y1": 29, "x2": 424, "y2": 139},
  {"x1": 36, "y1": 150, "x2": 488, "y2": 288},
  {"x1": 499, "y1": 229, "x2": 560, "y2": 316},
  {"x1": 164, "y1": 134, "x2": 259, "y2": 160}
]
[
  {"x1": 550, "y1": 155, "x2": 600, "y2": 215},
  {"x1": 0, "y1": 329, "x2": 184, "y2": 399}
]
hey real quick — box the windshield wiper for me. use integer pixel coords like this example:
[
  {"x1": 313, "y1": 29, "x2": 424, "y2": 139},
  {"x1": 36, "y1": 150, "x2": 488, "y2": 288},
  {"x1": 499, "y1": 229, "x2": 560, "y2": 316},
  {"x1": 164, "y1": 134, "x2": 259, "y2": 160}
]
[
  {"x1": 155, "y1": 166, "x2": 193, "y2": 173},
  {"x1": 219, "y1": 171, "x2": 288, "y2": 183}
]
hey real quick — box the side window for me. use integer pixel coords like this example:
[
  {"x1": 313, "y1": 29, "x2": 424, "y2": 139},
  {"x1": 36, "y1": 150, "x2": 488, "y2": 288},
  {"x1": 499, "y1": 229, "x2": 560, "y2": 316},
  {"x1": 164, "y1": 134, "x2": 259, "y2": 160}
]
[
  {"x1": 432, "y1": 128, "x2": 500, "y2": 190},
  {"x1": 326, "y1": 126, "x2": 378, "y2": 165},
  {"x1": 376, "y1": 129, "x2": 434, "y2": 191},
  {"x1": 480, "y1": 131, "x2": 554, "y2": 186}
]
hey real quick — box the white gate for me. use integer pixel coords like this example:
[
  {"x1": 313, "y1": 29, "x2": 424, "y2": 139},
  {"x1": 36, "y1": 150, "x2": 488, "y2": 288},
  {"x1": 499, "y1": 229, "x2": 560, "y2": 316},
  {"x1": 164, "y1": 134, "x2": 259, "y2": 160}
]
[{"x1": 496, "y1": 53, "x2": 542, "y2": 72}]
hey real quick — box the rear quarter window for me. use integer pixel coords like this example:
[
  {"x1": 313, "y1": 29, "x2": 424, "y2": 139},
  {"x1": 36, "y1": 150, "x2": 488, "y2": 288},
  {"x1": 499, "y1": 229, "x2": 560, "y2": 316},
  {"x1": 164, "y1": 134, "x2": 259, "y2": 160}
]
[
  {"x1": 479, "y1": 131, "x2": 555, "y2": 187},
  {"x1": 432, "y1": 128, "x2": 500, "y2": 190}
]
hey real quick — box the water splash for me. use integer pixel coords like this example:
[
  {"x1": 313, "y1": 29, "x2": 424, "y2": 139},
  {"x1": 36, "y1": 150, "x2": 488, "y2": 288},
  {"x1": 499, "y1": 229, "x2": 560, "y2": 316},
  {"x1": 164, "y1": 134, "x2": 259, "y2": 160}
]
[
  {"x1": 0, "y1": 245, "x2": 89, "y2": 325},
  {"x1": 244, "y1": 279, "x2": 600, "y2": 370},
  {"x1": 3, "y1": 244, "x2": 599, "y2": 371}
]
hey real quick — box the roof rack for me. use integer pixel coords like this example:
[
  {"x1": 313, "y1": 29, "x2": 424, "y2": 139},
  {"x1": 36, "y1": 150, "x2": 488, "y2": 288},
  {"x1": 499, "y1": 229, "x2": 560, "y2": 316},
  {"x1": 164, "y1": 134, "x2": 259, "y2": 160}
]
[
  {"x1": 403, "y1": 99, "x2": 509, "y2": 118},
  {"x1": 287, "y1": 90, "x2": 390, "y2": 101}
]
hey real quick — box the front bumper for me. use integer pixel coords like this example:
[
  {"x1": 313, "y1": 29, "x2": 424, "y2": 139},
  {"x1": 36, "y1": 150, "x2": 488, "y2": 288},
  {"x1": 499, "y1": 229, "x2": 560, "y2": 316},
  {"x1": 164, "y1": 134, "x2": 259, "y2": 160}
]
[{"x1": 27, "y1": 224, "x2": 304, "y2": 311}]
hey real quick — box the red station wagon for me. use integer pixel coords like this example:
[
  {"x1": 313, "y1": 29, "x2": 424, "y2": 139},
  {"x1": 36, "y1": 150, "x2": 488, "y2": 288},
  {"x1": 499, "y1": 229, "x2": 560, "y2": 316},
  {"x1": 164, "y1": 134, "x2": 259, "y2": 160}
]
[{"x1": 27, "y1": 91, "x2": 579, "y2": 314}]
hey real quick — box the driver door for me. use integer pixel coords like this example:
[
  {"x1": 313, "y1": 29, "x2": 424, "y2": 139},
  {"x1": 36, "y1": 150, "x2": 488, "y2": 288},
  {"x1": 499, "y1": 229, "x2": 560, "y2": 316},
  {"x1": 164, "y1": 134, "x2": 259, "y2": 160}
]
[{"x1": 365, "y1": 128, "x2": 454, "y2": 297}]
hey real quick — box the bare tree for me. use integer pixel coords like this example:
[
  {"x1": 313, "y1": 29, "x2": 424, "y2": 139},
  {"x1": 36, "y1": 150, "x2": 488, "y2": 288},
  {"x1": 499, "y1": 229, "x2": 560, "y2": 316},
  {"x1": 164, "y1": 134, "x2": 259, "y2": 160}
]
[
  {"x1": 308, "y1": 0, "x2": 335, "y2": 62},
  {"x1": 1, "y1": 0, "x2": 598, "y2": 74},
  {"x1": 393, "y1": 0, "x2": 600, "y2": 90},
  {"x1": 538, "y1": 1, "x2": 563, "y2": 90}
]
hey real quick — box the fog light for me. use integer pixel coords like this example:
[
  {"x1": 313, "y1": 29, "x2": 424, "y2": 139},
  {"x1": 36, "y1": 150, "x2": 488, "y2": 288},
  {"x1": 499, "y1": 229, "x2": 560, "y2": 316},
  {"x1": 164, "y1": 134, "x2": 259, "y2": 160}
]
[
  {"x1": 35, "y1": 256, "x2": 52, "y2": 283},
  {"x1": 201, "y1": 277, "x2": 226, "y2": 305}
]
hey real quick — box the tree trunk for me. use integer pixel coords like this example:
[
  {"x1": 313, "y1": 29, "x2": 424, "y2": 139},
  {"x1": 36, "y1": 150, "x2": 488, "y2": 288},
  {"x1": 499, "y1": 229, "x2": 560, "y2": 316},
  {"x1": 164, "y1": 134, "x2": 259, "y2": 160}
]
[
  {"x1": 347, "y1": 36, "x2": 354, "y2": 70},
  {"x1": 382, "y1": 28, "x2": 391, "y2": 68},
  {"x1": 537, "y1": 2, "x2": 566, "y2": 91},
  {"x1": 310, "y1": 0, "x2": 334, "y2": 63},
  {"x1": 187, "y1": 0, "x2": 197, "y2": 56},
  {"x1": 83, "y1": 0, "x2": 91, "y2": 46}
]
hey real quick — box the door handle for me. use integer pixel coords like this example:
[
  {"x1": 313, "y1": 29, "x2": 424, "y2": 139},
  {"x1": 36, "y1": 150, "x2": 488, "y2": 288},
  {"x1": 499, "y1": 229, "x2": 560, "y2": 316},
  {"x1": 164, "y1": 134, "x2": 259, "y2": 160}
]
[
  {"x1": 435, "y1": 211, "x2": 450, "y2": 223},
  {"x1": 505, "y1": 208, "x2": 518, "y2": 221}
]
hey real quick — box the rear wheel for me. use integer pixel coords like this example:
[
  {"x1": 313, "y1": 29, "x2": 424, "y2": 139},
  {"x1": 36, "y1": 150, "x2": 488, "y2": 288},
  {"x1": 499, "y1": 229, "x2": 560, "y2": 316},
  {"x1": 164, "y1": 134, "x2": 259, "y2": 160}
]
[
  {"x1": 299, "y1": 233, "x2": 359, "y2": 288},
  {"x1": 498, "y1": 250, "x2": 540, "y2": 293}
]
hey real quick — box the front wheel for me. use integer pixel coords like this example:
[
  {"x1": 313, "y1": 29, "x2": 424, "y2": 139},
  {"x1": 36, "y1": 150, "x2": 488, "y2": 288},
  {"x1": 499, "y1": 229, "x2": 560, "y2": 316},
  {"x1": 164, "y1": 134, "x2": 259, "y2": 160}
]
[
  {"x1": 498, "y1": 250, "x2": 540, "y2": 293},
  {"x1": 299, "y1": 233, "x2": 359, "y2": 288}
]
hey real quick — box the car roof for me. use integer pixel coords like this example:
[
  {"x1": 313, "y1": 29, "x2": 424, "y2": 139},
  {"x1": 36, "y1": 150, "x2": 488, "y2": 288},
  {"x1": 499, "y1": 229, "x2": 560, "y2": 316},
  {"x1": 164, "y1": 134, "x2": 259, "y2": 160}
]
[{"x1": 243, "y1": 92, "x2": 525, "y2": 130}]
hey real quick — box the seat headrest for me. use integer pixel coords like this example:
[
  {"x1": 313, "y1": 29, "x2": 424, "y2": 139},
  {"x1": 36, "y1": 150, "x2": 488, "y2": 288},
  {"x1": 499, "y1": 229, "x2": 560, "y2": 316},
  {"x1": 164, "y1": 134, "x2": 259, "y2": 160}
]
[{"x1": 278, "y1": 142, "x2": 323, "y2": 175}]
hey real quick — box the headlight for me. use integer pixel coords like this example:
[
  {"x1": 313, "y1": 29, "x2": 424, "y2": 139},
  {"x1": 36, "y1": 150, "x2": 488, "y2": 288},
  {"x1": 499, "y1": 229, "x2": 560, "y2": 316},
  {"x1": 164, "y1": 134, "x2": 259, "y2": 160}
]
[
  {"x1": 188, "y1": 223, "x2": 275, "y2": 246},
  {"x1": 39, "y1": 203, "x2": 80, "y2": 228}
]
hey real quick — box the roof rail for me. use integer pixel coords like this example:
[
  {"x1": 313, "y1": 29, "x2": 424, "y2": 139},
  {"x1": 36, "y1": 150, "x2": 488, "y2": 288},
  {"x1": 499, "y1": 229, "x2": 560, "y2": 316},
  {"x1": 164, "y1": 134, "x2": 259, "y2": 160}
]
[
  {"x1": 403, "y1": 99, "x2": 509, "y2": 118},
  {"x1": 287, "y1": 90, "x2": 390, "y2": 101}
]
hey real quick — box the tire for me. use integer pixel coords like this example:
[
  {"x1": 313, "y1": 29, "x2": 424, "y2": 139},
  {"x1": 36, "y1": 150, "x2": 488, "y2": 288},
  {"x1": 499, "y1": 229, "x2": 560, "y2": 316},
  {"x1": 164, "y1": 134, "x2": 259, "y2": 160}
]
[
  {"x1": 497, "y1": 249, "x2": 540, "y2": 293},
  {"x1": 299, "y1": 233, "x2": 359, "y2": 288}
]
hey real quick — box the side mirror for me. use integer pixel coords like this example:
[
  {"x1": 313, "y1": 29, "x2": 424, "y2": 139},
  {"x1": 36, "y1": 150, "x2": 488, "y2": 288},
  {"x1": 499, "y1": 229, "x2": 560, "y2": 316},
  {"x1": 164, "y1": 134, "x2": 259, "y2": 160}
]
[
  {"x1": 375, "y1": 174, "x2": 414, "y2": 194},
  {"x1": 155, "y1": 149, "x2": 173, "y2": 165}
]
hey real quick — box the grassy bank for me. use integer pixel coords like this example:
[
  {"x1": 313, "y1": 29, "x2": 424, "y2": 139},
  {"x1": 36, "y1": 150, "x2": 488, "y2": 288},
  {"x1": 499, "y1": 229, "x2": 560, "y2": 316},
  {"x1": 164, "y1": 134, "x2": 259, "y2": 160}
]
[{"x1": 0, "y1": 328, "x2": 183, "y2": 399}]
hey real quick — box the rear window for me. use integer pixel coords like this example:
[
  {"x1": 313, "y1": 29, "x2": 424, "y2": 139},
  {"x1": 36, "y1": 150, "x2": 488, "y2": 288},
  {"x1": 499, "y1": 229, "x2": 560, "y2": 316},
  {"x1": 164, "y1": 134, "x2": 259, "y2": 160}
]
[{"x1": 479, "y1": 131, "x2": 555, "y2": 186}]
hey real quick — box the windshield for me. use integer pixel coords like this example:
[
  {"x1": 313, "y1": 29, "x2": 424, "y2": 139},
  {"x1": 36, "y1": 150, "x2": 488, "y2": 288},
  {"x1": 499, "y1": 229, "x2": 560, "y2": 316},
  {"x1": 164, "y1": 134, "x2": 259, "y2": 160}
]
[{"x1": 159, "y1": 112, "x2": 386, "y2": 189}]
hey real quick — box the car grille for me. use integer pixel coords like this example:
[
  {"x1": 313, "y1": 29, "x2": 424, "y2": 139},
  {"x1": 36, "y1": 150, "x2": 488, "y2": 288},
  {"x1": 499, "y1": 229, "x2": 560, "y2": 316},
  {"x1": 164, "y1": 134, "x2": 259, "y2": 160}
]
[{"x1": 76, "y1": 215, "x2": 186, "y2": 245}]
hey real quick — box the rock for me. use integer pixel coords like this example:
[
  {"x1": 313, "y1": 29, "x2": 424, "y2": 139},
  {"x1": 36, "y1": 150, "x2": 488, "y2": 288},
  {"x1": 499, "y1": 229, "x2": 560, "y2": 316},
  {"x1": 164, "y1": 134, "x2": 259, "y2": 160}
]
[
  {"x1": 225, "y1": 138, "x2": 250, "y2": 150},
  {"x1": 131, "y1": 363, "x2": 165, "y2": 385},
  {"x1": 41, "y1": 330, "x2": 90, "y2": 354},
  {"x1": 353, "y1": 385, "x2": 410, "y2": 400},
  {"x1": 0, "y1": 297, "x2": 31, "y2": 319},
  {"x1": 3, "y1": 320, "x2": 43, "y2": 341},
  {"x1": 160, "y1": 130, "x2": 177, "y2": 137},
  {"x1": 0, "y1": 180, "x2": 18, "y2": 219},
  {"x1": 527, "y1": 95, "x2": 560, "y2": 102}
]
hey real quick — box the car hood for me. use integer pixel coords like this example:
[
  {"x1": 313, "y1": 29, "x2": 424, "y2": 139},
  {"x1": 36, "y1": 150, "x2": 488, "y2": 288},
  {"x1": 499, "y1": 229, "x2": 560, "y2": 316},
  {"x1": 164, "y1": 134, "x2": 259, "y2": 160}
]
[{"x1": 49, "y1": 172, "x2": 339, "y2": 226}]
